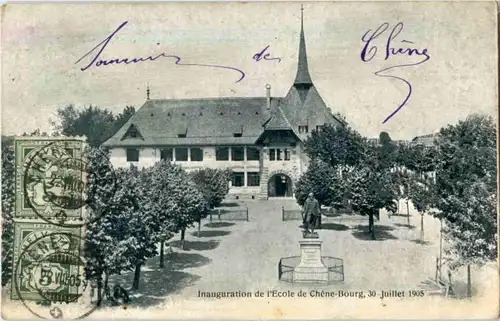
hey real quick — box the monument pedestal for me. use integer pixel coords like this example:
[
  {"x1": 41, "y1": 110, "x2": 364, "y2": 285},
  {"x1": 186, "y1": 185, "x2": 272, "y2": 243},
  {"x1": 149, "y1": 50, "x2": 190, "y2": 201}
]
[{"x1": 293, "y1": 238, "x2": 328, "y2": 283}]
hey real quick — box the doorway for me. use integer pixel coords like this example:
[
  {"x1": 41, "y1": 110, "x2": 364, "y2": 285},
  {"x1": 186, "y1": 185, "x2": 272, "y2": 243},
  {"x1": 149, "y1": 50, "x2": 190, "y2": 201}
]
[{"x1": 268, "y1": 174, "x2": 293, "y2": 197}]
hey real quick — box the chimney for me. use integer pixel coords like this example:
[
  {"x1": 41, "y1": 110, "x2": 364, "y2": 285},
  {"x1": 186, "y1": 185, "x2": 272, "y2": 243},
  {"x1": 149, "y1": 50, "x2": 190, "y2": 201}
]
[{"x1": 266, "y1": 84, "x2": 271, "y2": 110}]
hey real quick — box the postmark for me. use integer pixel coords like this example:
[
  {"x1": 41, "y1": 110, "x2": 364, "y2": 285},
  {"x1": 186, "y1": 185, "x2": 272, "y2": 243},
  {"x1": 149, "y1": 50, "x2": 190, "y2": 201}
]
[
  {"x1": 12, "y1": 222, "x2": 102, "y2": 319},
  {"x1": 15, "y1": 138, "x2": 116, "y2": 227}
]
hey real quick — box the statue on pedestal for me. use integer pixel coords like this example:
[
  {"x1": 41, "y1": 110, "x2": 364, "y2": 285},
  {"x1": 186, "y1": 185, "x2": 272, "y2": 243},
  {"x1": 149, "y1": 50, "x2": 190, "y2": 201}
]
[{"x1": 302, "y1": 192, "x2": 320, "y2": 238}]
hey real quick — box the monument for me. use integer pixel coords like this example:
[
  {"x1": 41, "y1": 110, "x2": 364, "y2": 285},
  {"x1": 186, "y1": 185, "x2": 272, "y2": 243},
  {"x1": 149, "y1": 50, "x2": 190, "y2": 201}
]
[{"x1": 293, "y1": 193, "x2": 329, "y2": 282}]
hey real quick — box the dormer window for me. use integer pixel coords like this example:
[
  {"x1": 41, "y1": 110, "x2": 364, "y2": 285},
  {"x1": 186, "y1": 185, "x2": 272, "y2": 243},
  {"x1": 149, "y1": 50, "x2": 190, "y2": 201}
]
[
  {"x1": 298, "y1": 125, "x2": 309, "y2": 134},
  {"x1": 121, "y1": 124, "x2": 144, "y2": 141}
]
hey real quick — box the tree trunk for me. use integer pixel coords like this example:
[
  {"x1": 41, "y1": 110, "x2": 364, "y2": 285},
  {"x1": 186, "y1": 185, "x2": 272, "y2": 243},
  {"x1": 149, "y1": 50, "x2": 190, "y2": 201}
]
[
  {"x1": 132, "y1": 263, "x2": 142, "y2": 290},
  {"x1": 97, "y1": 276, "x2": 103, "y2": 303},
  {"x1": 368, "y1": 213, "x2": 375, "y2": 240},
  {"x1": 160, "y1": 240, "x2": 165, "y2": 268},
  {"x1": 420, "y1": 213, "x2": 424, "y2": 242},
  {"x1": 198, "y1": 220, "x2": 201, "y2": 237},
  {"x1": 467, "y1": 264, "x2": 472, "y2": 299},
  {"x1": 406, "y1": 200, "x2": 410, "y2": 227},
  {"x1": 181, "y1": 229, "x2": 186, "y2": 250},
  {"x1": 439, "y1": 219, "x2": 443, "y2": 278}
]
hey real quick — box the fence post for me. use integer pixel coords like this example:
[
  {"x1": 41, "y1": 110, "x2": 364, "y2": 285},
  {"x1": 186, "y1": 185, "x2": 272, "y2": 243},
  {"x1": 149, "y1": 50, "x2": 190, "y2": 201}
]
[
  {"x1": 246, "y1": 207, "x2": 249, "y2": 221},
  {"x1": 282, "y1": 206, "x2": 284, "y2": 221}
]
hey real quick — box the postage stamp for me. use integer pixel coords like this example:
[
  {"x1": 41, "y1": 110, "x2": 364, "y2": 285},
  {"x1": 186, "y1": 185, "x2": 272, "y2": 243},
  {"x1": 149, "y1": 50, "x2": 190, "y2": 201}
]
[
  {"x1": 1, "y1": 1, "x2": 498, "y2": 320},
  {"x1": 10, "y1": 222, "x2": 101, "y2": 319},
  {"x1": 15, "y1": 138, "x2": 87, "y2": 226}
]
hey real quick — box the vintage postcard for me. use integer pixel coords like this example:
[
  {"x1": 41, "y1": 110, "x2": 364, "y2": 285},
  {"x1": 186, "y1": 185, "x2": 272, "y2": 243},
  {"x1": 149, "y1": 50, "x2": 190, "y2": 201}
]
[{"x1": 1, "y1": 1, "x2": 498, "y2": 319}]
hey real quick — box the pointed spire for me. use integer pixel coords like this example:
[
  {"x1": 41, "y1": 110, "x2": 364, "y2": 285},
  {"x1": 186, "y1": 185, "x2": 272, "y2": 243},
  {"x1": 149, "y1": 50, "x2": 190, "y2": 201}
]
[{"x1": 294, "y1": 5, "x2": 313, "y2": 86}]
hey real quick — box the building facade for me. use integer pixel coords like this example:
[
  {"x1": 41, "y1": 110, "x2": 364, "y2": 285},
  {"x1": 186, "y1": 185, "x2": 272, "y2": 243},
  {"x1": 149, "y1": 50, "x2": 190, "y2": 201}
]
[{"x1": 103, "y1": 12, "x2": 344, "y2": 199}]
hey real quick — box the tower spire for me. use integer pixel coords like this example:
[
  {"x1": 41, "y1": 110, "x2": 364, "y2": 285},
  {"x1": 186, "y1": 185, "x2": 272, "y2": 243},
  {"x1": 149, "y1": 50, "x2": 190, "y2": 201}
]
[{"x1": 294, "y1": 4, "x2": 313, "y2": 87}]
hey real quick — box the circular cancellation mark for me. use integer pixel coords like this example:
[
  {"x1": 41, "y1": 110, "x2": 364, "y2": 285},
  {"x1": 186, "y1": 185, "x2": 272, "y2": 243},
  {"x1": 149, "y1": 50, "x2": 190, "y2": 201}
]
[
  {"x1": 22, "y1": 140, "x2": 117, "y2": 228},
  {"x1": 14, "y1": 232, "x2": 102, "y2": 319}
]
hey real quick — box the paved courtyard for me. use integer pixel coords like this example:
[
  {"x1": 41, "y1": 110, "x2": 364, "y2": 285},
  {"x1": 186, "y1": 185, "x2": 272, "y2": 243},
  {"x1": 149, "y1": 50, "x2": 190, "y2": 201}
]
[{"x1": 3, "y1": 199, "x2": 497, "y2": 319}]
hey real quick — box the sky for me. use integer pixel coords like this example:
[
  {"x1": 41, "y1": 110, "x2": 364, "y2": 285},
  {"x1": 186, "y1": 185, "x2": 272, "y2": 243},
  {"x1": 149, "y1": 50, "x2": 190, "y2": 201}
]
[{"x1": 1, "y1": 2, "x2": 498, "y2": 140}]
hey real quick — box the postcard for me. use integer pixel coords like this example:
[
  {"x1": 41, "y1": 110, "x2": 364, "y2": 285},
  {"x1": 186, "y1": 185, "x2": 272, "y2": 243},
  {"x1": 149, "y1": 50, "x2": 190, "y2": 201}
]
[{"x1": 1, "y1": 1, "x2": 498, "y2": 320}]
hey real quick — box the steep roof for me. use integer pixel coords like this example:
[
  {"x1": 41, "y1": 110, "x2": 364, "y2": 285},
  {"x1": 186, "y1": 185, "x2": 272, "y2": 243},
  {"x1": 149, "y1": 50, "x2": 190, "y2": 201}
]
[
  {"x1": 294, "y1": 7, "x2": 313, "y2": 86},
  {"x1": 103, "y1": 98, "x2": 277, "y2": 147}
]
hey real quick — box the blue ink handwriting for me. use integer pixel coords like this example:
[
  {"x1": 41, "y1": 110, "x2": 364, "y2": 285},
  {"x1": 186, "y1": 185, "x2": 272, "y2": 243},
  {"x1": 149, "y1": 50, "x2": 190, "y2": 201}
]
[
  {"x1": 361, "y1": 22, "x2": 430, "y2": 124},
  {"x1": 75, "y1": 21, "x2": 246, "y2": 83},
  {"x1": 253, "y1": 45, "x2": 282, "y2": 63}
]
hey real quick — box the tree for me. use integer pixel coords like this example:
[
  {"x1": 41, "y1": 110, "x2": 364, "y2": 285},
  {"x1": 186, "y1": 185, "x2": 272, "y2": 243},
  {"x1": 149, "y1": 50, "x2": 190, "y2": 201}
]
[
  {"x1": 294, "y1": 159, "x2": 344, "y2": 209},
  {"x1": 305, "y1": 124, "x2": 366, "y2": 169},
  {"x1": 53, "y1": 105, "x2": 135, "y2": 147},
  {"x1": 431, "y1": 114, "x2": 497, "y2": 297},
  {"x1": 148, "y1": 161, "x2": 207, "y2": 261},
  {"x1": 120, "y1": 165, "x2": 162, "y2": 290},
  {"x1": 189, "y1": 168, "x2": 231, "y2": 235},
  {"x1": 1, "y1": 138, "x2": 15, "y2": 286},
  {"x1": 348, "y1": 145, "x2": 397, "y2": 239},
  {"x1": 83, "y1": 147, "x2": 129, "y2": 301},
  {"x1": 408, "y1": 173, "x2": 435, "y2": 241}
]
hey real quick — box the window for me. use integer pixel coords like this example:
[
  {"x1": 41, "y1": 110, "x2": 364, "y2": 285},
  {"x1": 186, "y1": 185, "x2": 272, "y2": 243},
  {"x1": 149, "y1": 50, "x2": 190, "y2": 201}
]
[
  {"x1": 316, "y1": 125, "x2": 323, "y2": 132},
  {"x1": 160, "y1": 148, "x2": 173, "y2": 161},
  {"x1": 126, "y1": 148, "x2": 139, "y2": 162},
  {"x1": 247, "y1": 172, "x2": 260, "y2": 186},
  {"x1": 190, "y1": 148, "x2": 203, "y2": 161},
  {"x1": 175, "y1": 147, "x2": 188, "y2": 161},
  {"x1": 246, "y1": 147, "x2": 260, "y2": 161},
  {"x1": 231, "y1": 147, "x2": 244, "y2": 161},
  {"x1": 269, "y1": 149, "x2": 276, "y2": 161},
  {"x1": 178, "y1": 133, "x2": 186, "y2": 138},
  {"x1": 284, "y1": 149, "x2": 291, "y2": 161},
  {"x1": 233, "y1": 133, "x2": 242, "y2": 137},
  {"x1": 216, "y1": 147, "x2": 229, "y2": 161},
  {"x1": 277, "y1": 149, "x2": 283, "y2": 161},
  {"x1": 232, "y1": 172, "x2": 244, "y2": 187},
  {"x1": 298, "y1": 125, "x2": 309, "y2": 134}
]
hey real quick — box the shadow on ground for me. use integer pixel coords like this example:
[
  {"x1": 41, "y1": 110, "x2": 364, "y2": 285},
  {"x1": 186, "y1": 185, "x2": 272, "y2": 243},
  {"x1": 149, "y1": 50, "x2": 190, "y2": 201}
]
[
  {"x1": 219, "y1": 202, "x2": 241, "y2": 207},
  {"x1": 204, "y1": 222, "x2": 235, "y2": 228},
  {"x1": 394, "y1": 223, "x2": 417, "y2": 229},
  {"x1": 351, "y1": 225, "x2": 398, "y2": 241},
  {"x1": 389, "y1": 213, "x2": 410, "y2": 217},
  {"x1": 108, "y1": 252, "x2": 210, "y2": 308},
  {"x1": 410, "y1": 239, "x2": 432, "y2": 245},
  {"x1": 320, "y1": 223, "x2": 350, "y2": 231},
  {"x1": 193, "y1": 230, "x2": 231, "y2": 238},
  {"x1": 170, "y1": 239, "x2": 220, "y2": 251}
]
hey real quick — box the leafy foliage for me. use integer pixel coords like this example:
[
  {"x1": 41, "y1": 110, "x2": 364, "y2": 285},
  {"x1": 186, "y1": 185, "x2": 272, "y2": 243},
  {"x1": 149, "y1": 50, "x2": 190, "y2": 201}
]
[
  {"x1": 53, "y1": 105, "x2": 135, "y2": 147},
  {"x1": 294, "y1": 159, "x2": 344, "y2": 208},
  {"x1": 432, "y1": 114, "x2": 497, "y2": 267},
  {"x1": 305, "y1": 124, "x2": 366, "y2": 168},
  {"x1": 189, "y1": 168, "x2": 231, "y2": 210}
]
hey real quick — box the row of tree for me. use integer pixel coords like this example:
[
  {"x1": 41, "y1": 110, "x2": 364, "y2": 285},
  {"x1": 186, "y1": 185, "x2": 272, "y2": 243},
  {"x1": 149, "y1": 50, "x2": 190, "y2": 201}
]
[
  {"x1": 295, "y1": 114, "x2": 497, "y2": 273},
  {"x1": 84, "y1": 147, "x2": 232, "y2": 298}
]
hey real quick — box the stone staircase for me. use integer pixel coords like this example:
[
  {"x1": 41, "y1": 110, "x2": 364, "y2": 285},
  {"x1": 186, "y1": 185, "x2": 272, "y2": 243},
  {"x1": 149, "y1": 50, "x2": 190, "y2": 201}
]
[{"x1": 258, "y1": 167, "x2": 269, "y2": 200}]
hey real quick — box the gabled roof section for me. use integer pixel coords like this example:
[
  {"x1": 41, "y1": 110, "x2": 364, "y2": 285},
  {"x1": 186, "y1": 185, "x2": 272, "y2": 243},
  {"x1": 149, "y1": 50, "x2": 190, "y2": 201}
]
[
  {"x1": 121, "y1": 123, "x2": 144, "y2": 141},
  {"x1": 264, "y1": 106, "x2": 293, "y2": 130},
  {"x1": 103, "y1": 97, "x2": 279, "y2": 147}
]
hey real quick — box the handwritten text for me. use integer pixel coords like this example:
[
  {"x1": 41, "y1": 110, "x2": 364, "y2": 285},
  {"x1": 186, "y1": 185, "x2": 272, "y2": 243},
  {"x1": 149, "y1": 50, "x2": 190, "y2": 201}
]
[
  {"x1": 361, "y1": 22, "x2": 431, "y2": 123},
  {"x1": 76, "y1": 21, "x2": 246, "y2": 83}
]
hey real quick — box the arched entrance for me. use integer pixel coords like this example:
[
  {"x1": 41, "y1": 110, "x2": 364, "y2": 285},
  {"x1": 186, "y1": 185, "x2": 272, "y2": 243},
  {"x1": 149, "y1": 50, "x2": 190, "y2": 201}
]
[{"x1": 268, "y1": 174, "x2": 293, "y2": 197}]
